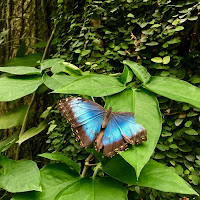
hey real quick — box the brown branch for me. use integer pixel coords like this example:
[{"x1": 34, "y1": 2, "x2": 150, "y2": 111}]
[
  {"x1": 6, "y1": 0, "x2": 11, "y2": 60},
  {"x1": 41, "y1": 25, "x2": 56, "y2": 61},
  {"x1": 19, "y1": 0, "x2": 25, "y2": 39},
  {"x1": 81, "y1": 154, "x2": 94, "y2": 177},
  {"x1": 189, "y1": 14, "x2": 200, "y2": 52}
]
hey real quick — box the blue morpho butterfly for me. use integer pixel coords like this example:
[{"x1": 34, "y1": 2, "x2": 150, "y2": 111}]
[{"x1": 57, "y1": 97, "x2": 147, "y2": 157}]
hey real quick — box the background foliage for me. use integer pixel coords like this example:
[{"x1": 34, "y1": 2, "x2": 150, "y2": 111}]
[
  {"x1": 49, "y1": 0, "x2": 200, "y2": 199},
  {"x1": 0, "y1": 0, "x2": 199, "y2": 199}
]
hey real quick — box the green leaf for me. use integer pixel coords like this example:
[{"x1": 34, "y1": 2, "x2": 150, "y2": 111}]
[
  {"x1": 0, "y1": 105, "x2": 27, "y2": 129},
  {"x1": 144, "y1": 76, "x2": 200, "y2": 108},
  {"x1": 0, "y1": 132, "x2": 19, "y2": 152},
  {"x1": 53, "y1": 74, "x2": 126, "y2": 97},
  {"x1": 127, "y1": 13, "x2": 135, "y2": 18},
  {"x1": 81, "y1": 49, "x2": 91, "y2": 57},
  {"x1": 190, "y1": 75, "x2": 200, "y2": 84},
  {"x1": 188, "y1": 16, "x2": 198, "y2": 21},
  {"x1": 145, "y1": 41, "x2": 159, "y2": 46},
  {"x1": 184, "y1": 121, "x2": 192, "y2": 127},
  {"x1": 175, "y1": 164, "x2": 184, "y2": 175},
  {"x1": 17, "y1": 121, "x2": 47, "y2": 145},
  {"x1": 118, "y1": 50, "x2": 126, "y2": 55},
  {"x1": 120, "y1": 88, "x2": 162, "y2": 178},
  {"x1": 163, "y1": 56, "x2": 170, "y2": 64},
  {"x1": 185, "y1": 129, "x2": 198, "y2": 135},
  {"x1": 4, "y1": 53, "x2": 42, "y2": 67},
  {"x1": 39, "y1": 153, "x2": 81, "y2": 174},
  {"x1": 0, "y1": 75, "x2": 43, "y2": 101},
  {"x1": 118, "y1": 65, "x2": 133, "y2": 84},
  {"x1": 0, "y1": 155, "x2": 41, "y2": 193},
  {"x1": 175, "y1": 26, "x2": 184, "y2": 31},
  {"x1": 12, "y1": 164, "x2": 80, "y2": 200},
  {"x1": 62, "y1": 62, "x2": 83, "y2": 77},
  {"x1": 168, "y1": 38, "x2": 181, "y2": 44},
  {"x1": 102, "y1": 156, "x2": 198, "y2": 195},
  {"x1": 123, "y1": 60, "x2": 151, "y2": 83},
  {"x1": 151, "y1": 57, "x2": 163, "y2": 63},
  {"x1": 43, "y1": 73, "x2": 77, "y2": 90},
  {"x1": 0, "y1": 29, "x2": 9, "y2": 39},
  {"x1": 40, "y1": 59, "x2": 66, "y2": 74},
  {"x1": 0, "y1": 66, "x2": 41, "y2": 75},
  {"x1": 55, "y1": 177, "x2": 127, "y2": 200}
]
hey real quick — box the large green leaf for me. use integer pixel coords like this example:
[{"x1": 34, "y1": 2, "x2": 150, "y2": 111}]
[
  {"x1": 4, "y1": 53, "x2": 43, "y2": 67},
  {"x1": 13, "y1": 164, "x2": 127, "y2": 200},
  {"x1": 102, "y1": 156, "x2": 198, "y2": 195},
  {"x1": 43, "y1": 73, "x2": 77, "y2": 90},
  {"x1": 55, "y1": 176, "x2": 127, "y2": 200},
  {"x1": 17, "y1": 121, "x2": 47, "y2": 145},
  {"x1": 0, "y1": 132, "x2": 19, "y2": 152},
  {"x1": 120, "y1": 88, "x2": 162, "y2": 178},
  {"x1": 53, "y1": 74, "x2": 126, "y2": 97},
  {"x1": 106, "y1": 88, "x2": 162, "y2": 178},
  {"x1": 39, "y1": 153, "x2": 81, "y2": 174},
  {"x1": 12, "y1": 164, "x2": 80, "y2": 200},
  {"x1": 0, "y1": 155, "x2": 41, "y2": 193},
  {"x1": 144, "y1": 76, "x2": 200, "y2": 108},
  {"x1": 0, "y1": 105, "x2": 27, "y2": 129},
  {"x1": 123, "y1": 60, "x2": 151, "y2": 83},
  {"x1": 0, "y1": 75, "x2": 43, "y2": 101},
  {"x1": 0, "y1": 66, "x2": 41, "y2": 75}
]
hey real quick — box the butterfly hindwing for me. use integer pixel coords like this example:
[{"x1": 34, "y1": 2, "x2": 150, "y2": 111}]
[
  {"x1": 57, "y1": 97, "x2": 105, "y2": 147},
  {"x1": 102, "y1": 116, "x2": 128, "y2": 157},
  {"x1": 113, "y1": 112, "x2": 147, "y2": 144},
  {"x1": 102, "y1": 112, "x2": 147, "y2": 157}
]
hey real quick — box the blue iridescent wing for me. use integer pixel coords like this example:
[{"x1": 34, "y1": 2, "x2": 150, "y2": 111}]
[
  {"x1": 102, "y1": 112, "x2": 147, "y2": 157},
  {"x1": 57, "y1": 97, "x2": 105, "y2": 147}
]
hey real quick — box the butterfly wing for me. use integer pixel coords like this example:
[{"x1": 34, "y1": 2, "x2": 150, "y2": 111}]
[
  {"x1": 102, "y1": 112, "x2": 147, "y2": 157},
  {"x1": 57, "y1": 97, "x2": 106, "y2": 147}
]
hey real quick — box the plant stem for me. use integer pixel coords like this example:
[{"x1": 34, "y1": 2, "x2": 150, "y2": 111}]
[
  {"x1": 81, "y1": 154, "x2": 94, "y2": 177},
  {"x1": 92, "y1": 162, "x2": 102, "y2": 179},
  {"x1": 41, "y1": 25, "x2": 56, "y2": 61},
  {"x1": 15, "y1": 91, "x2": 36, "y2": 160}
]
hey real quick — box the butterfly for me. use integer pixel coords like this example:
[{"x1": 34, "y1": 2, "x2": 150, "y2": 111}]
[{"x1": 57, "y1": 97, "x2": 147, "y2": 157}]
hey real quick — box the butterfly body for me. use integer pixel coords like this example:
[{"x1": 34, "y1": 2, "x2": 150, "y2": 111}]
[{"x1": 57, "y1": 97, "x2": 147, "y2": 157}]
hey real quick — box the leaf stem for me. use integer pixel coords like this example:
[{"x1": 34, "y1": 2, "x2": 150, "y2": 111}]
[
  {"x1": 92, "y1": 162, "x2": 102, "y2": 179},
  {"x1": 15, "y1": 91, "x2": 36, "y2": 160},
  {"x1": 81, "y1": 154, "x2": 94, "y2": 177}
]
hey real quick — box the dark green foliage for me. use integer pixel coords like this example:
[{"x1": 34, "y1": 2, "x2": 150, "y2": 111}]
[
  {"x1": 0, "y1": 0, "x2": 199, "y2": 199},
  {"x1": 50, "y1": 0, "x2": 200, "y2": 199}
]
